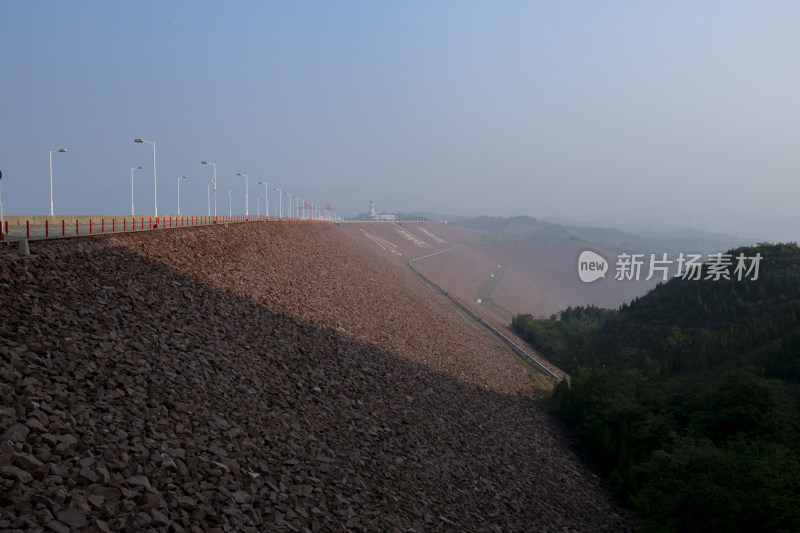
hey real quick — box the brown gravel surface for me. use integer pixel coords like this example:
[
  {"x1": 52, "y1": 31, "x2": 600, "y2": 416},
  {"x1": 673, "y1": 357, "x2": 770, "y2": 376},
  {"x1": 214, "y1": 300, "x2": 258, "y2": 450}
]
[
  {"x1": 336, "y1": 223, "x2": 570, "y2": 380},
  {"x1": 0, "y1": 221, "x2": 631, "y2": 532}
]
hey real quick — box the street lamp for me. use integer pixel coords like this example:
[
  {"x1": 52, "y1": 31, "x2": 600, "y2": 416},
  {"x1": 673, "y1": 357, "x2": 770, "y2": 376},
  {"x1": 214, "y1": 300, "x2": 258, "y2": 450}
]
[
  {"x1": 257, "y1": 196, "x2": 262, "y2": 217},
  {"x1": 273, "y1": 187, "x2": 282, "y2": 219},
  {"x1": 134, "y1": 139, "x2": 157, "y2": 217},
  {"x1": 49, "y1": 148, "x2": 67, "y2": 216},
  {"x1": 177, "y1": 176, "x2": 188, "y2": 215},
  {"x1": 236, "y1": 172, "x2": 249, "y2": 217},
  {"x1": 207, "y1": 182, "x2": 212, "y2": 216},
  {"x1": 258, "y1": 181, "x2": 268, "y2": 217},
  {"x1": 228, "y1": 189, "x2": 237, "y2": 217},
  {"x1": 201, "y1": 161, "x2": 217, "y2": 217},
  {"x1": 285, "y1": 192, "x2": 292, "y2": 219},
  {"x1": 130, "y1": 165, "x2": 143, "y2": 215}
]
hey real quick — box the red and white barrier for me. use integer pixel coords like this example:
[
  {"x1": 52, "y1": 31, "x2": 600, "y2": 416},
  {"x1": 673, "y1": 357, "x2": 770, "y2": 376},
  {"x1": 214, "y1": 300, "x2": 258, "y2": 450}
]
[{"x1": 0, "y1": 215, "x2": 326, "y2": 243}]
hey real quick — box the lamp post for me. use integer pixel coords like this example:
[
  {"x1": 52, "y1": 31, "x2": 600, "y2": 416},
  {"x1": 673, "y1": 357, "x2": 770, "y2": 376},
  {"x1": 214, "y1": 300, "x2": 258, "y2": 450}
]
[
  {"x1": 201, "y1": 161, "x2": 217, "y2": 217},
  {"x1": 236, "y1": 172, "x2": 249, "y2": 217},
  {"x1": 257, "y1": 197, "x2": 262, "y2": 217},
  {"x1": 177, "y1": 176, "x2": 188, "y2": 215},
  {"x1": 285, "y1": 192, "x2": 292, "y2": 219},
  {"x1": 134, "y1": 139, "x2": 157, "y2": 217},
  {"x1": 130, "y1": 165, "x2": 143, "y2": 215},
  {"x1": 258, "y1": 181, "x2": 268, "y2": 217},
  {"x1": 49, "y1": 148, "x2": 67, "y2": 216},
  {"x1": 273, "y1": 187, "x2": 282, "y2": 219},
  {"x1": 207, "y1": 182, "x2": 211, "y2": 216},
  {"x1": 228, "y1": 189, "x2": 237, "y2": 217}
]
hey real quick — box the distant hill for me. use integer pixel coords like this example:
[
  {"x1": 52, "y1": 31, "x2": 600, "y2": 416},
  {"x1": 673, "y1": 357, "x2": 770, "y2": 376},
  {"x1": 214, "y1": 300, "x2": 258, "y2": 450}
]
[{"x1": 455, "y1": 215, "x2": 753, "y2": 255}]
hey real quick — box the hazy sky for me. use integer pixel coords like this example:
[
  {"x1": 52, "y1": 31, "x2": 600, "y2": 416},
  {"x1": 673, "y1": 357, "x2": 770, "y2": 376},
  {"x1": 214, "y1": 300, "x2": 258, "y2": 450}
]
[{"x1": 2, "y1": 1, "x2": 798, "y2": 241}]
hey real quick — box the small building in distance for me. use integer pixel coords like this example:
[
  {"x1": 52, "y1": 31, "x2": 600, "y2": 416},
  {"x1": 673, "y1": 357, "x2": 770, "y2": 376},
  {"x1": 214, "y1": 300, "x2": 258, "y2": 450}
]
[{"x1": 370, "y1": 201, "x2": 396, "y2": 221}]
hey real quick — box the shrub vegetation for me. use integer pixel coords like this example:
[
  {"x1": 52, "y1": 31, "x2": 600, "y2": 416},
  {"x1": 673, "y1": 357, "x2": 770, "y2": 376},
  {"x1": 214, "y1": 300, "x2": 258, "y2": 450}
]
[{"x1": 511, "y1": 243, "x2": 800, "y2": 532}]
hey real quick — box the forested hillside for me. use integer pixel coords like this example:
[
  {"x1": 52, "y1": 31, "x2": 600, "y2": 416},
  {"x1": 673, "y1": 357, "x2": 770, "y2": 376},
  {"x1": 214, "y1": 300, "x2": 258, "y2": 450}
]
[{"x1": 511, "y1": 243, "x2": 800, "y2": 532}]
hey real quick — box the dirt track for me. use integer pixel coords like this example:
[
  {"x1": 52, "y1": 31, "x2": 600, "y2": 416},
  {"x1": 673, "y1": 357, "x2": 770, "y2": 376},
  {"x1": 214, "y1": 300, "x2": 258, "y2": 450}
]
[{"x1": 0, "y1": 222, "x2": 630, "y2": 531}]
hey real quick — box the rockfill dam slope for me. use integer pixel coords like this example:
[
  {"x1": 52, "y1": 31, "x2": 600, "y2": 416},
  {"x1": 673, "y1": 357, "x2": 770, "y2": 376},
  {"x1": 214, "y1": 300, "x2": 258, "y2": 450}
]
[{"x1": 0, "y1": 221, "x2": 630, "y2": 532}]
